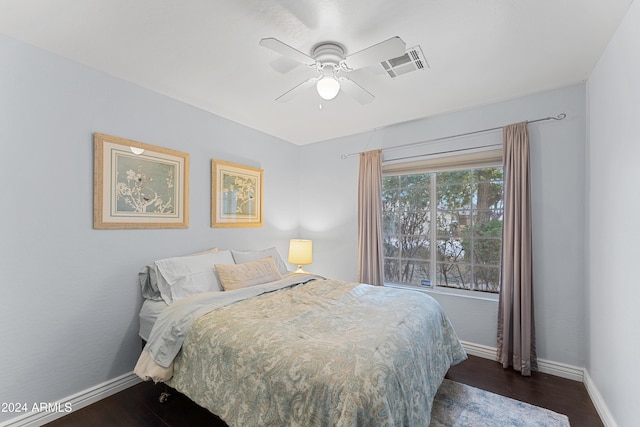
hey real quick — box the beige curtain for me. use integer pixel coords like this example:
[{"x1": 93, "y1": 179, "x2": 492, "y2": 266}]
[
  {"x1": 357, "y1": 149, "x2": 384, "y2": 286},
  {"x1": 497, "y1": 122, "x2": 537, "y2": 376}
]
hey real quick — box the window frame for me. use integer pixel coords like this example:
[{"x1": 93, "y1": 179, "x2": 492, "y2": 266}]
[{"x1": 381, "y1": 149, "x2": 503, "y2": 300}]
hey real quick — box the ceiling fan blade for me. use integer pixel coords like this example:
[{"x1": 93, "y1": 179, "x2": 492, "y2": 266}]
[
  {"x1": 275, "y1": 78, "x2": 318, "y2": 103},
  {"x1": 342, "y1": 36, "x2": 406, "y2": 71},
  {"x1": 259, "y1": 38, "x2": 316, "y2": 66},
  {"x1": 338, "y1": 77, "x2": 375, "y2": 104},
  {"x1": 270, "y1": 56, "x2": 301, "y2": 74}
]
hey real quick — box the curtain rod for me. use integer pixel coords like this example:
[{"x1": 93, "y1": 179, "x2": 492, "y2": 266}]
[{"x1": 340, "y1": 113, "x2": 567, "y2": 160}]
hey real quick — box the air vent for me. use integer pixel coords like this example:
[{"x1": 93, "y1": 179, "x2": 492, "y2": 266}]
[{"x1": 380, "y1": 45, "x2": 428, "y2": 78}]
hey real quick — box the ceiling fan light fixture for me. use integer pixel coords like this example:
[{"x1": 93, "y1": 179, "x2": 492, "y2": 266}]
[{"x1": 316, "y1": 76, "x2": 340, "y2": 100}]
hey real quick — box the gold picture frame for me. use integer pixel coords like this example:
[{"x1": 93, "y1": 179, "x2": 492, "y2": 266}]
[
  {"x1": 211, "y1": 159, "x2": 263, "y2": 228},
  {"x1": 93, "y1": 133, "x2": 189, "y2": 229}
]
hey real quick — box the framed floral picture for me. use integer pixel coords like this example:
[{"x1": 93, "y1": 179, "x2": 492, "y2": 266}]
[
  {"x1": 211, "y1": 159, "x2": 263, "y2": 228},
  {"x1": 93, "y1": 133, "x2": 189, "y2": 229}
]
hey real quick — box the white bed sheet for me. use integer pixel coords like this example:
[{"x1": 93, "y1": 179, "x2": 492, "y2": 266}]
[{"x1": 139, "y1": 299, "x2": 168, "y2": 341}]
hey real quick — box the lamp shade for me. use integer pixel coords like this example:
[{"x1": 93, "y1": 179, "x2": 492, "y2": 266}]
[{"x1": 288, "y1": 239, "x2": 312, "y2": 266}]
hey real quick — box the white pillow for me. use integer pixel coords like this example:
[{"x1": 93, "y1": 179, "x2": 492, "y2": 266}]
[
  {"x1": 139, "y1": 247, "x2": 219, "y2": 301},
  {"x1": 216, "y1": 257, "x2": 283, "y2": 291},
  {"x1": 155, "y1": 250, "x2": 234, "y2": 304},
  {"x1": 231, "y1": 247, "x2": 289, "y2": 275}
]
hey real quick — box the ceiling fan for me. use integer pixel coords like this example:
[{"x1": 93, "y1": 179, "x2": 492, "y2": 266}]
[{"x1": 259, "y1": 36, "x2": 406, "y2": 104}]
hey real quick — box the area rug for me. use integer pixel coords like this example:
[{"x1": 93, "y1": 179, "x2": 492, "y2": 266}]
[{"x1": 429, "y1": 380, "x2": 570, "y2": 426}]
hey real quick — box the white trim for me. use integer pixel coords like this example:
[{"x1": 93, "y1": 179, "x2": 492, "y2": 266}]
[
  {"x1": 460, "y1": 340, "x2": 497, "y2": 360},
  {"x1": 537, "y1": 358, "x2": 584, "y2": 382},
  {"x1": 0, "y1": 372, "x2": 141, "y2": 427},
  {"x1": 460, "y1": 340, "x2": 584, "y2": 381},
  {"x1": 583, "y1": 370, "x2": 618, "y2": 427}
]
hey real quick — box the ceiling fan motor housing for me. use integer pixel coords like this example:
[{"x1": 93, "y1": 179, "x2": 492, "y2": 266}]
[{"x1": 312, "y1": 42, "x2": 345, "y2": 70}]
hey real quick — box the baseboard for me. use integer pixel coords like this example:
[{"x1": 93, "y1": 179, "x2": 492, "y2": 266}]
[
  {"x1": 460, "y1": 340, "x2": 584, "y2": 382},
  {"x1": 0, "y1": 372, "x2": 141, "y2": 427},
  {"x1": 460, "y1": 340, "x2": 497, "y2": 360},
  {"x1": 583, "y1": 370, "x2": 618, "y2": 427},
  {"x1": 537, "y1": 358, "x2": 584, "y2": 382}
]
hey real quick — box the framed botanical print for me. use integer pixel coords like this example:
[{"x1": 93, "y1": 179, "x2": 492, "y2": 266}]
[
  {"x1": 93, "y1": 133, "x2": 189, "y2": 229},
  {"x1": 211, "y1": 159, "x2": 263, "y2": 228}
]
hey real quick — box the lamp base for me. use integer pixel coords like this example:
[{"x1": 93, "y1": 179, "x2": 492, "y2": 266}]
[{"x1": 293, "y1": 265, "x2": 308, "y2": 274}]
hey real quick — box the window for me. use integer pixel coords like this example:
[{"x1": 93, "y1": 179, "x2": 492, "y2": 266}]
[{"x1": 382, "y1": 163, "x2": 504, "y2": 294}]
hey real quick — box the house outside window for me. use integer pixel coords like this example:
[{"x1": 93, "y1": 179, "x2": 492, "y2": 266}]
[{"x1": 382, "y1": 151, "x2": 503, "y2": 295}]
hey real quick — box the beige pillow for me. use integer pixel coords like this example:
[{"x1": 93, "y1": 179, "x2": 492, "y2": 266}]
[{"x1": 216, "y1": 257, "x2": 283, "y2": 291}]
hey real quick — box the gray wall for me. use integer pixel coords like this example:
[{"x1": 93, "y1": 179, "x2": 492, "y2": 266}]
[
  {"x1": 0, "y1": 34, "x2": 299, "y2": 422},
  {"x1": 299, "y1": 84, "x2": 587, "y2": 367},
  {"x1": 587, "y1": 1, "x2": 640, "y2": 425}
]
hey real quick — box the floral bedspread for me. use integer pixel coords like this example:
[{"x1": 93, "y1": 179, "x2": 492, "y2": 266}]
[{"x1": 166, "y1": 279, "x2": 466, "y2": 426}]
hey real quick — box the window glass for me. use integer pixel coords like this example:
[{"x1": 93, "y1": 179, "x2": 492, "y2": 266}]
[{"x1": 382, "y1": 166, "x2": 503, "y2": 294}]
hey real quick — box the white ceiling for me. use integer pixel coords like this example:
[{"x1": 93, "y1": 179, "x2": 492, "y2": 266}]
[{"x1": 0, "y1": 0, "x2": 633, "y2": 145}]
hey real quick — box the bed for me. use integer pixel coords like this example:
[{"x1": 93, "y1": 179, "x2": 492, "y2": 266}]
[{"x1": 134, "y1": 247, "x2": 467, "y2": 426}]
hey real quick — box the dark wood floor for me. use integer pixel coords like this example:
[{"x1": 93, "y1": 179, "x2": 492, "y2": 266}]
[
  {"x1": 444, "y1": 355, "x2": 602, "y2": 426},
  {"x1": 44, "y1": 355, "x2": 602, "y2": 426}
]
